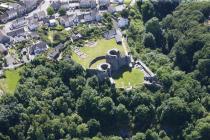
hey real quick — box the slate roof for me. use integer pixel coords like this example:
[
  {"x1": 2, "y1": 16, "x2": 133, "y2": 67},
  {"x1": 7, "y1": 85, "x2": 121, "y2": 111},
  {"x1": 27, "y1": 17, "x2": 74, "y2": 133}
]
[{"x1": 7, "y1": 28, "x2": 25, "y2": 37}]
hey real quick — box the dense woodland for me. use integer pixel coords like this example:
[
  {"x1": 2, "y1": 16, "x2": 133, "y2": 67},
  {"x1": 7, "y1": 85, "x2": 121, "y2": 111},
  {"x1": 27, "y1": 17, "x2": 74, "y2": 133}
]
[{"x1": 0, "y1": 1, "x2": 210, "y2": 140}]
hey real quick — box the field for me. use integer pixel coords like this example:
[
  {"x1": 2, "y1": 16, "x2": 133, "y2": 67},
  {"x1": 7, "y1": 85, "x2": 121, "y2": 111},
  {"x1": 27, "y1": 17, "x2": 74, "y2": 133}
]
[
  {"x1": 113, "y1": 68, "x2": 144, "y2": 89},
  {"x1": 0, "y1": 68, "x2": 21, "y2": 94},
  {"x1": 72, "y1": 39, "x2": 125, "y2": 69}
]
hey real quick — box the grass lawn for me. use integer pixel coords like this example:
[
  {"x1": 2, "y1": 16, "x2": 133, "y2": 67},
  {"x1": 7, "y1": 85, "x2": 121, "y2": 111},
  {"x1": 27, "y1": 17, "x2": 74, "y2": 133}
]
[
  {"x1": 72, "y1": 39, "x2": 125, "y2": 69},
  {"x1": 0, "y1": 68, "x2": 21, "y2": 94},
  {"x1": 113, "y1": 68, "x2": 144, "y2": 89},
  {"x1": 124, "y1": 0, "x2": 132, "y2": 6}
]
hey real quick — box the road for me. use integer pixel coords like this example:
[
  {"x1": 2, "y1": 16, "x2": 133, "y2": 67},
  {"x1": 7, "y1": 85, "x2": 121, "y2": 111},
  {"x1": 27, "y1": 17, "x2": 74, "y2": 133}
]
[{"x1": 2, "y1": 0, "x2": 50, "y2": 33}]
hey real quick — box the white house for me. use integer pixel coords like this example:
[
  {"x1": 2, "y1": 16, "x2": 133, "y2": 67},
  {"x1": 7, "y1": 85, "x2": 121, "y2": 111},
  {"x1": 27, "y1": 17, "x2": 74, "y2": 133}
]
[{"x1": 118, "y1": 17, "x2": 129, "y2": 28}]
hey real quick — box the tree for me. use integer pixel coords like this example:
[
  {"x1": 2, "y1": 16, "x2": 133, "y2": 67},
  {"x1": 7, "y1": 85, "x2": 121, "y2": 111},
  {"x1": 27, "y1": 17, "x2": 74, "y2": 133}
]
[
  {"x1": 143, "y1": 32, "x2": 156, "y2": 48},
  {"x1": 134, "y1": 105, "x2": 155, "y2": 130},
  {"x1": 76, "y1": 124, "x2": 89, "y2": 137},
  {"x1": 158, "y1": 97, "x2": 191, "y2": 129},
  {"x1": 145, "y1": 17, "x2": 163, "y2": 47},
  {"x1": 132, "y1": 133, "x2": 146, "y2": 140},
  {"x1": 47, "y1": 6, "x2": 55, "y2": 16},
  {"x1": 59, "y1": 8, "x2": 66, "y2": 16},
  {"x1": 140, "y1": 1, "x2": 155, "y2": 22},
  {"x1": 87, "y1": 119, "x2": 100, "y2": 137},
  {"x1": 184, "y1": 114, "x2": 210, "y2": 140}
]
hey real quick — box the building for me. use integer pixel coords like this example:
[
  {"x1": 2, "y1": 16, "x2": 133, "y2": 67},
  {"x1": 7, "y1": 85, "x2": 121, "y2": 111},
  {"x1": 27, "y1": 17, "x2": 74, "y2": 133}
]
[
  {"x1": 28, "y1": 20, "x2": 39, "y2": 31},
  {"x1": 99, "y1": 0, "x2": 110, "y2": 9},
  {"x1": 7, "y1": 28, "x2": 25, "y2": 37},
  {"x1": 49, "y1": 19, "x2": 57, "y2": 27},
  {"x1": 11, "y1": 17, "x2": 26, "y2": 30},
  {"x1": 87, "y1": 48, "x2": 132, "y2": 81},
  {"x1": 48, "y1": 43, "x2": 64, "y2": 60},
  {"x1": 34, "y1": 11, "x2": 46, "y2": 21},
  {"x1": 30, "y1": 41, "x2": 48, "y2": 55},
  {"x1": 0, "y1": 31, "x2": 11, "y2": 44},
  {"x1": 6, "y1": 9, "x2": 18, "y2": 20},
  {"x1": 0, "y1": 44, "x2": 8, "y2": 55},
  {"x1": 60, "y1": 15, "x2": 78, "y2": 27},
  {"x1": 71, "y1": 33, "x2": 83, "y2": 41},
  {"x1": 104, "y1": 29, "x2": 116, "y2": 39},
  {"x1": 80, "y1": 0, "x2": 97, "y2": 9},
  {"x1": 118, "y1": 17, "x2": 129, "y2": 28},
  {"x1": 115, "y1": 4, "x2": 126, "y2": 12}
]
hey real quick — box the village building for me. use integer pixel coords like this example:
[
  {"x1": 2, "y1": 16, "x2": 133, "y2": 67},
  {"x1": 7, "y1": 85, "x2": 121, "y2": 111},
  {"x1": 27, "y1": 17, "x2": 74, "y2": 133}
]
[
  {"x1": 80, "y1": 0, "x2": 97, "y2": 9},
  {"x1": 99, "y1": 0, "x2": 110, "y2": 9},
  {"x1": 11, "y1": 17, "x2": 26, "y2": 30},
  {"x1": 104, "y1": 29, "x2": 116, "y2": 39},
  {"x1": 60, "y1": 15, "x2": 78, "y2": 27},
  {"x1": 0, "y1": 44, "x2": 8, "y2": 55},
  {"x1": 34, "y1": 11, "x2": 47, "y2": 21},
  {"x1": 49, "y1": 19, "x2": 57, "y2": 27},
  {"x1": 30, "y1": 41, "x2": 47, "y2": 55},
  {"x1": 28, "y1": 20, "x2": 39, "y2": 31},
  {"x1": 71, "y1": 33, "x2": 83, "y2": 41},
  {"x1": 118, "y1": 17, "x2": 129, "y2": 28},
  {"x1": 48, "y1": 43, "x2": 64, "y2": 60},
  {"x1": 115, "y1": 4, "x2": 126, "y2": 12},
  {"x1": 0, "y1": 31, "x2": 11, "y2": 44},
  {"x1": 7, "y1": 28, "x2": 25, "y2": 37}
]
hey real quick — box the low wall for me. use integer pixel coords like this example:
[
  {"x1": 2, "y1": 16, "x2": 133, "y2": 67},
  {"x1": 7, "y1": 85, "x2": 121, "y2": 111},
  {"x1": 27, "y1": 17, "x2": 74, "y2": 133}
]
[{"x1": 89, "y1": 56, "x2": 106, "y2": 68}]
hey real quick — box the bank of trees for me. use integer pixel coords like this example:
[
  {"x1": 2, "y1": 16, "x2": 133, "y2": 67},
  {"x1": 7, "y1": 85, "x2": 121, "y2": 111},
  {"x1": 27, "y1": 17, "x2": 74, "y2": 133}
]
[{"x1": 0, "y1": 1, "x2": 210, "y2": 140}]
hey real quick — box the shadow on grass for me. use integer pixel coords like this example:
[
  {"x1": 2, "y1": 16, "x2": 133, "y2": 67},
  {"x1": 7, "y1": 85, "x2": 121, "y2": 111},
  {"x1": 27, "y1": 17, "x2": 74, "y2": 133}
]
[{"x1": 112, "y1": 66, "x2": 132, "y2": 79}]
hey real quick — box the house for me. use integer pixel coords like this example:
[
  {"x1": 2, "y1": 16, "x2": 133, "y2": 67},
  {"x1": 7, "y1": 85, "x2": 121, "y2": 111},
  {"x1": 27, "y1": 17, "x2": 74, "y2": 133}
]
[
  {"x1": 0, "y1": 31, "x2": 11, "y2": 44},
  {"x1": 108, "y1": 5, "x2": 116, "y2": 14},
  {"x1": 104, "y1": 29, "x2": 116, "y2": 39},
  {"x1": 7, "y1": 28, "x2": 25, "y2": 37},
  {"x1": 80, "y1": 0, "x2": 97, "y2": 9},
  {"x1": 51, "y1": 1, "x2": 61, "y2": 11},
  {"x1": 82, "y1": 10, "x2": 101, "y2": 23},
  {"x1": 11, "y1": 17, "x2": 26, "y2": 30},
  {"x1": 118, "y1": 17, "x2": 129, "y2": 28},
  {"x1": 48, "y1": 43, "x2": 64, "y2": 60},
  {"x1": 115, "y1": 4, "x2": 126, "y2": 12},
  {"x1": 34, "y1": 11, "x2": 46, "y2": 21},
  {"x1": 28, "y1": 20, "x2": 39, "y2": 31},
  {"x1": 0, "y1": 14, "x2": 8, "y2": 23},
  {"x1": 60, "y1": 15, "x2": 78, "y2": 27},
  {"x1": 6, "y1": 9, "x2": 18, "y2": 20},
  {"x1": 99, "y1": 0, "x2": 110, "y2": 9},
  {"x1": 0, "y1": 44, "x2": 8, "y2": 55},
  {"x1": 71, "y1": 33, "x2": 83, "y2": 41},
  {"x1": 49, "y1": 19, "x2": 57, "y2": 27},
  {"x1": 113, "y1": 0, "x2": 124, "y2": 4},
  {"x1": 23, "y1": 0, "x2": 38, "y2": 12},
  {"x1": 30, "y1": 41, "x2": 48, "y2": 55},
  {"x1": 14, "y1": 36, "x2": 27, "y2": 43},
  {"x1": 115, "y1": 34, "x2": 122, "y2": 44}
]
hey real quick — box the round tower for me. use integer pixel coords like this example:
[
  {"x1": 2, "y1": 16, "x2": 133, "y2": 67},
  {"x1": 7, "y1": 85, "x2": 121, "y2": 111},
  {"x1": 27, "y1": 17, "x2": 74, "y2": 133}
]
[{"x1": 106, "y1": 49, "x2": 121, "y2": 73}]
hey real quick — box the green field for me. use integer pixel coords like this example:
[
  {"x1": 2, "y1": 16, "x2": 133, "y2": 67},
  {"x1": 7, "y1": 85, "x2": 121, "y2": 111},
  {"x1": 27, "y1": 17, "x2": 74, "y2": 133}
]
[
  {"x1": 0, "y1": 68, "x2": 21, "y2": 94},
  {"x1": 114, "y1": 68, "x2": 144, "y2": 89},
  {"x1": 72, "y1": 39, "x2": 125, "y2": 69}
]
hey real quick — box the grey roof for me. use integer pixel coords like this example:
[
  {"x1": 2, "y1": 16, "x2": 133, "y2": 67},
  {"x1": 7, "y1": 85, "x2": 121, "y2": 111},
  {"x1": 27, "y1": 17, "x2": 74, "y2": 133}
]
[
  {"x1": 0, "y1": 31, "x2": 10, "y2": 44},
  {"x1": 104, "y1": 29, "x2": 116, "y2": 39},
  {"x1": 0, "y1": 44, "x2": 8, "y2": 54},
  {"x1": 30, "y1": 41, "x2": 47, "y2": 55},
  {"x1": 7, "y1": 28, "x2": 25, "y2": 37},
  {"x1": 99, "y1": 0, "x2": 110, "y2": 6}
]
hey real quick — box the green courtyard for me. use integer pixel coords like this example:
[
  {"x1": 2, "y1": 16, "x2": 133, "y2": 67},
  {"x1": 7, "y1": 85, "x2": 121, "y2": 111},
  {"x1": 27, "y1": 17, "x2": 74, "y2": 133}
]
[
  {"x1": 113, "y1": 68, "x2": 145, "y2": 89},
  {"x1": 0, "y1": 68, "x2": 21, "y2": 95},
  {"x1": 72, "y1": 39, "x2": 125, "y2": 69}
]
